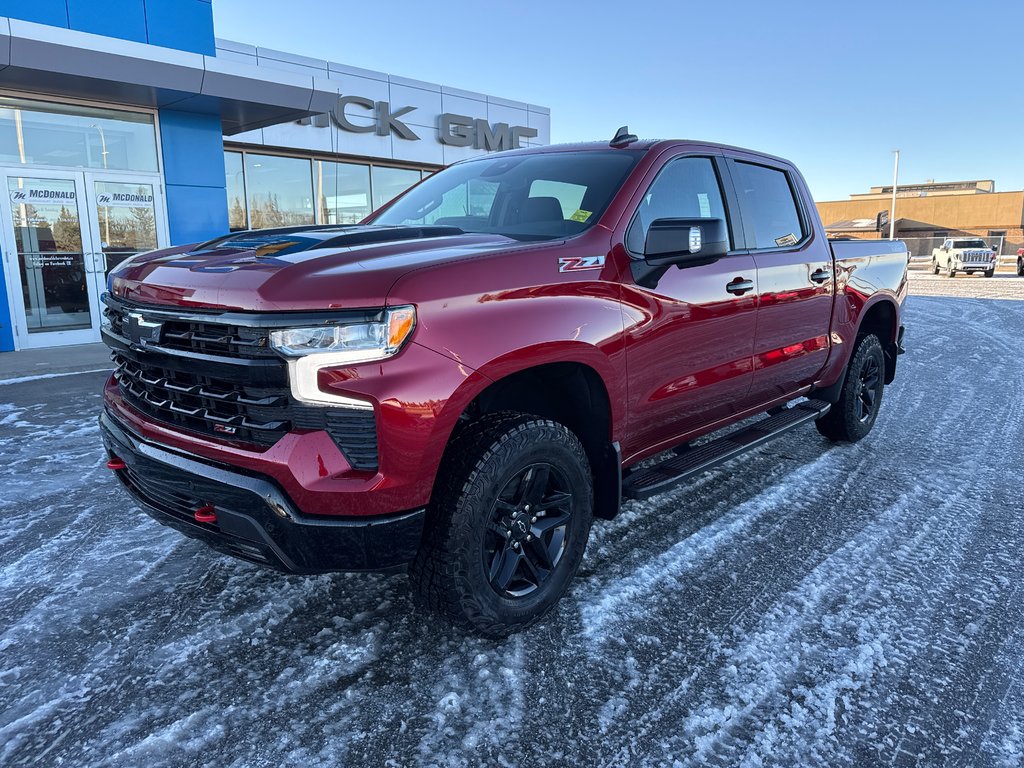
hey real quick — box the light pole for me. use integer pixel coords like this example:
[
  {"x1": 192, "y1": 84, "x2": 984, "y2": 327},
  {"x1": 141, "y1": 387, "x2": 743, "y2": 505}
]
[{"x1": 889, "y1": 150, "x2": 900, "y2": 241}]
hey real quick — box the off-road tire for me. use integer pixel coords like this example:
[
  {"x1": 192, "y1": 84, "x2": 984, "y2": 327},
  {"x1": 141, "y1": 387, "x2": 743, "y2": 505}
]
[
  {"x1": 1017, "y1": 258, "x2": 1024, "y2": 276},
  {"x1": 409, "y1": 412, "x2": 593, "y2": 637},
  {"x1": 984, "y1": 268, "x2": 995, "y2": 278},
  {"x1": 948, "y1": 263, "x2": 957, "y2": 278},
  {"x1": 932, "y1": 259, "x2": 940, "y2": 275},
  {"x1": 815, "y1": 334, "x2": 885, "y2": 443}
]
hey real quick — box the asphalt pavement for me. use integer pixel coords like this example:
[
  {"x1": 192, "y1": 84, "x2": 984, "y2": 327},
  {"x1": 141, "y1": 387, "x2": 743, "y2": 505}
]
[{"x1": 1, "y1": 279, "x2": 1022, "y2": 767}]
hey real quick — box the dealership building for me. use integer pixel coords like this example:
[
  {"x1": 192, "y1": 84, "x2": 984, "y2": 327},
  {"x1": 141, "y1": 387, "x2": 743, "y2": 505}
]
[
  {"x1": 0, "y1": 2, "x2": 550, "y2": 352},
  {"x1": 817, "y1": 179, "x2": 1024, "y2": 258}
]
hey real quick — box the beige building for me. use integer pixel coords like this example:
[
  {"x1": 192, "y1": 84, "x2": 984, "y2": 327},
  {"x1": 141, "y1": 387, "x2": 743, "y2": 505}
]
[{"x1": 817, "y1": 180, "x2": 1024, "y2": 253}]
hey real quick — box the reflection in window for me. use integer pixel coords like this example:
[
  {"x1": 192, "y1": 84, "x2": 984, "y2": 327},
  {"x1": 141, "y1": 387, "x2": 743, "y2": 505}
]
[
  {"x1": 224, "y1": 151, "x2": 247, "y2": 231},
  {"x1": 315, "y1": 161, "x2": 371, "y2": 224},
  {"x1": 245, "y1": 154, "x2": 313, "y2": 229},
  {"x1": 94, "y1": 180, "x2": 158, "y2": 273},
  {"x1": 0, "y1": 96, "x2": 158, "y2": 172},
  {"x1": 529, "y1": 180, "x2": 587, "y2": 219},
  {"x1": 371, "y1": 166, "x2": 421, "y2": 210},
  {"x1": 732, "y1": 162, "x2": 805, "y2": 249},
  {"x1": 417, "y1": 179, "x2": 499, "y2": 226}
]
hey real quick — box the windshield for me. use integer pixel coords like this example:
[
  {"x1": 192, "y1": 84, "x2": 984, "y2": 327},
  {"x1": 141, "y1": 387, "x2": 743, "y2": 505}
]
[
  {"x1": 953, "y1": 239, "x2": 987, "y2": 249},
  {"x1": 368, "y1": 150, "x2": 641, "y2": 240}
]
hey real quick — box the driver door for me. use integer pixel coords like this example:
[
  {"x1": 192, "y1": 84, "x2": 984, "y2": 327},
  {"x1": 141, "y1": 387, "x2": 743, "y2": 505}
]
[{"x1": 618, "y1": 155, "x2": 759, "y2": 458}]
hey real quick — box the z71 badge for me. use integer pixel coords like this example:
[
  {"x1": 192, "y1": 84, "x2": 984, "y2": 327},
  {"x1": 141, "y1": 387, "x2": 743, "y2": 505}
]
[{"x1": 558, "y1": 255, "x2": 605, "y2": 273}]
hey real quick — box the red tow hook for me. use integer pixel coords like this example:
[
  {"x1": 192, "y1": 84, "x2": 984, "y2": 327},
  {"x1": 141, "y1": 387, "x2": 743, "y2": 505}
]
[
  {"x1": 106, "y1": 457, "x2": 126, "y2": 471},
  {"x1": 194, "y1": 505, "x2": 217, "y2": 524}
]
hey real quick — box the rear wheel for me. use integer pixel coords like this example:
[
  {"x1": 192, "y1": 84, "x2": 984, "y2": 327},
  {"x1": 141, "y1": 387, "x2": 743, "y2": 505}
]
[
  {"x1": 815, "y1": 334, "x2": 885, "y2": 443},
  {"x1": 409, "y1": 413, "x2": 593, "y2": 637}
]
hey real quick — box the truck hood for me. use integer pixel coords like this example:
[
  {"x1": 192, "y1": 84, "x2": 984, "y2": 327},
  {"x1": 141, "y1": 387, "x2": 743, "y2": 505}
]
[{"x1": 109, "y1": 225, "x2": 527, "y2": 311}]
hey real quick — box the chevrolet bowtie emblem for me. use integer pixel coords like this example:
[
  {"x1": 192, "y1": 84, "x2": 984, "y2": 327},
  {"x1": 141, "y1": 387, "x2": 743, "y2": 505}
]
[{"x1": 125, "y1": 311, "x2": 162, "y2": 347}]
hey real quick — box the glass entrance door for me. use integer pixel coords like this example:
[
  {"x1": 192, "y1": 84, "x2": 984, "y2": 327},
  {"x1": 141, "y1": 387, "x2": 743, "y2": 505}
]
[
  {"x1": 2, "y1": 172, "x2": 98, "y2": 347},
  {"x1": 83, "y1": 173, "x2": 165, "y2": 281},
  {"x1": 0, "y1": 168, "x2": 166, "y2": 349}
]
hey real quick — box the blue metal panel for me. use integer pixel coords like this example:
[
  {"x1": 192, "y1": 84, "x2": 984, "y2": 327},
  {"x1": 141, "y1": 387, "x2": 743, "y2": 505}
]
[
  {"x1": 159, "y1": 110, "x2": 226, "y2": 188},
  {"x1": 0, "y1": 1, "x2": 69, "y2": 27},
  {"x1": 159, "y1": 108, "x2": 228, "y2": 245},
  {"x1": 164, "y1": 184, "x2": 228, "y2": 246},
  {"x1": 143, "y1": 0, "x2": 215, "y2": 55},
  {"x1": 67, "y1": 0, "x2": 147, "y2": 43}
]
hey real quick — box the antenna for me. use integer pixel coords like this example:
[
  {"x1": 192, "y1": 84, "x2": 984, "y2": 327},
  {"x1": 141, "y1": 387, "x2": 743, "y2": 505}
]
[{"x1": 610, "y1": 126, "x2": 638, "y2": 148}]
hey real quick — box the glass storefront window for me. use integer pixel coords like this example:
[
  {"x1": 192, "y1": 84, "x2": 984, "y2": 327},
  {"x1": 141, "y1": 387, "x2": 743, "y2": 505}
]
[
  {"x1": 0, "y1": 97, "x2": 158, "y2": 172},
  {"x1": 244, "y1": 153, "x2": 313, "y2": 228},
  {"x1": 371, "y1": 166, "x2": 421, "y2": 210},
  {"x1": 224, "y1": 151, "x2": 247, "y2": 231},
  {"x1": 315, "y1": 161, "x2": 371, "y2": 225},
  {"x1": 224, "y1": 150, "x2": 437, "y2": 231}
]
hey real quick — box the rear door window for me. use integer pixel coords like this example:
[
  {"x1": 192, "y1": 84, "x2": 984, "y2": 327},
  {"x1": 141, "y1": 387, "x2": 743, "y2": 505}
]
[{"x1": 731, "y1": 161, "x2": 806, "y2": 249}]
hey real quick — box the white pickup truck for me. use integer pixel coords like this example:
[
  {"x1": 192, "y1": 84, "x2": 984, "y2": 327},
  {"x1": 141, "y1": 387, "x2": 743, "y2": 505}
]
[{"x1": 931, "y1": 237, "x2": 998, "y2": 277}]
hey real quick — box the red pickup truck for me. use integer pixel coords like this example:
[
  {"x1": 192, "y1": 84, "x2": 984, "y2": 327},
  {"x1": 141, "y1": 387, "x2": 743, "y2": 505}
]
[{"x1": 100, "y1": 131, "x2": 908, "y2": 636}]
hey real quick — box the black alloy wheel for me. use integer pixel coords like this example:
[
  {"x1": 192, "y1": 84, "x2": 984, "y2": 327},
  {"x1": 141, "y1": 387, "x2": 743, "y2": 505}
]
[
  {"x1": 484, "y1": 463, "x2": 574, "y2": 597},
  {"x1": 409, "y1": 413, "x2": 593, "y2": 637},
  {"x1": 815, "y1": 333, "x2": 886, "y2": 443},
  {"x1": 856, "y1": 352, "x2": 882, "y2": 424}
]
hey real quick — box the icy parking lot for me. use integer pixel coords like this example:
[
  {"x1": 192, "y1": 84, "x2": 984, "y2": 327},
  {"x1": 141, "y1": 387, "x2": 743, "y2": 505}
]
[{"x1": 1, "y1": 283, "x2": 1022, "y2": 766}]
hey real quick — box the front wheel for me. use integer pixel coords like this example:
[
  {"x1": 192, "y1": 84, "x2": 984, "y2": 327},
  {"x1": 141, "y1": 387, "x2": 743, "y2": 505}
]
[
  {"x1": 815, "y1": 334, "x2": 885, "y2": 443},
  {"x1": 1017, "y1": 258, "x2": 1023, "y2": 276},
  {"x1": 409, "y1": 413, "x2": 593, "y2": 637},
  {"x1": 932, "y1": 259, "x2": 940, "y2": 275},
  {"x1": 948, "y1": 263, "x2": 957, "y2": 277},
  {"x1": 984, "y1": 268, "x2": 995, "y2": 278}
]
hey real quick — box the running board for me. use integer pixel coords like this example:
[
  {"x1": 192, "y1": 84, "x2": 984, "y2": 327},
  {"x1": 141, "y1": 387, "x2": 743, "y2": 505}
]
[{"x1": 622, "y1": 399, "x2": 831, "y2": 500}]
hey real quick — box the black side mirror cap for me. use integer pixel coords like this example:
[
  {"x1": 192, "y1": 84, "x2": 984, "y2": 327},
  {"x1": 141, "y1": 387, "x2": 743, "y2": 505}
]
[{"x1": 644, "y1": 217, "x2": 729, "y2": 267}]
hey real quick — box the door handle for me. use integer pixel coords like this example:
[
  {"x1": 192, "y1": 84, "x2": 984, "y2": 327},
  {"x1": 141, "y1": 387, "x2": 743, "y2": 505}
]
[
  {"x1": 810, "y1": 267, "x2": 832, "y2": 284},
  {"x1": 726, "y1": 277, "x2": 754, "y2": 296}
]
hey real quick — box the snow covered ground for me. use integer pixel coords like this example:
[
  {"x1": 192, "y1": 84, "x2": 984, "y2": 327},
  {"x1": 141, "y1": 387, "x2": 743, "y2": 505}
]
[
  {"x1": 1, "y1": 289, "x2": 1022, "y2": 767},
  {"x1": 907, "y1": 269, "x2": 1023, "y2": 301}
]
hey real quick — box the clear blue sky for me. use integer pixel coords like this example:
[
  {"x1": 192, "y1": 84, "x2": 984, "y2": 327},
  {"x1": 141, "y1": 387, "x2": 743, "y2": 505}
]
[{"x1": 213, "y1": 0, "x2": 1024, "y2": 202}]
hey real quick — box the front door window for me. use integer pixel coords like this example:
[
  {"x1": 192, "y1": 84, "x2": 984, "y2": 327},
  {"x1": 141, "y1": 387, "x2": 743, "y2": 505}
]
[{"x1": 8, "y1": 176, "x2": 91, "y2": 333}]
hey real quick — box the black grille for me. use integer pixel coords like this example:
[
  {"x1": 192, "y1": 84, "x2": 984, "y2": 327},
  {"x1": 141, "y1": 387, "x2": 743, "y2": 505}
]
[
  {"x1": 113, "y1": 350, "x2": 292, "y2": 446},
  {"x1": 105, "y1": 304, "x2": 276, "y2": 359},
  {"x1": 104, "y1": 297, "x2": 379, "y2": 470}
]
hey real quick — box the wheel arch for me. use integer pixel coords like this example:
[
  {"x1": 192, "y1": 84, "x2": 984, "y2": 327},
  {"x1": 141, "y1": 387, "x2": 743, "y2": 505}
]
[
  {"x1": 443, "y1": 354, "x2": 622, "y2": 520},
  {"x1": 856, "y1": 296, "x2": 900, "y2": 384}
]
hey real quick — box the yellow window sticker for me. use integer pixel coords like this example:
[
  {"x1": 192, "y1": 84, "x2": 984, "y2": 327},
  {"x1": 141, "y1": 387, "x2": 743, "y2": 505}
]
[{"x1": 569, "y1": 209, "x2": 592, "y2": 223}]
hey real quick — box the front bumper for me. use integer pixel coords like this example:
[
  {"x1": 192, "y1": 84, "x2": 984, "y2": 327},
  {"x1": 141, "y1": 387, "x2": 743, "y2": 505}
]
[{"x1": 100, "y1": 410, "x2": 425, "y2": 573}]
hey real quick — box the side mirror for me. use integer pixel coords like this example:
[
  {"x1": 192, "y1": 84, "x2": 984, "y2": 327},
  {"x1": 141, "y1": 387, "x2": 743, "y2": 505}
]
[{"x1": 644, "y1": 217, "x2": 729, "y2": 267}]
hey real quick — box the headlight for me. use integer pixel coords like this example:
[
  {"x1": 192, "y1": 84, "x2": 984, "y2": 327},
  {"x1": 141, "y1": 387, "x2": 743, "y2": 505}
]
[{"x1": 270, "y1": 305, "x2": 416, "y2": 363}]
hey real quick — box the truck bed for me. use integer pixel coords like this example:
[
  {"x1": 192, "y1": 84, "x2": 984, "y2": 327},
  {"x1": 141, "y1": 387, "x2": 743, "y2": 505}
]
[{"x1": 829, "y1": 237, "x2": 909, "y2": 264}]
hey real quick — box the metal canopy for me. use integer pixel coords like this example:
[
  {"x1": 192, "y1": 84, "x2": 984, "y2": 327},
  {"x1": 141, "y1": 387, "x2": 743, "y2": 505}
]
[{"x1": 0, "y1": 17, "x2": 339, "y2": 134}]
